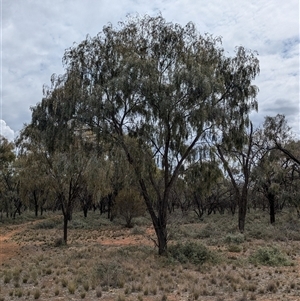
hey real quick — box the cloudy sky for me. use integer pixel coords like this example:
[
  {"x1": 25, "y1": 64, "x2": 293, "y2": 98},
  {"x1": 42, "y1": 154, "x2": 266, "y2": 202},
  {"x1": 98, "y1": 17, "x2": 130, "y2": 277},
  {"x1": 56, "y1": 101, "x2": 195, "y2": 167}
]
[{"x1": 1, "y1": 0, "x2": 299, "y2": 141}]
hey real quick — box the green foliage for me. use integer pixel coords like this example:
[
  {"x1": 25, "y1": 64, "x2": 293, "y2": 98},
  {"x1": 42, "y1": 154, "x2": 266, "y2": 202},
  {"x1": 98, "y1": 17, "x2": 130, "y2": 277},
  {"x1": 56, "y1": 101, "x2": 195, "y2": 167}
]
[
  {"x1": 227, "y1": 244, "x2": 242, "y2": 253},
  {"x1": 59, "y1": 14, "x2": 259, "y2": 254},
  {"x1": 249, "y1": 246, "x2": 291, "y2": 266},
  {"x1": 0, "y1": 136, "x2": 15, "y2": 166},
  {"x1": 32, "y1": 219, "x2": 58, "y2": 229},
  {"x1": 114, "y1": 188, "x2": 146, "y2": 228},
  {"x1": 224, "y1": 233, "x2": 245, "y2": 244},
  {"x1": 168, "y1": 242, "x2": 214, "y2": 265}
]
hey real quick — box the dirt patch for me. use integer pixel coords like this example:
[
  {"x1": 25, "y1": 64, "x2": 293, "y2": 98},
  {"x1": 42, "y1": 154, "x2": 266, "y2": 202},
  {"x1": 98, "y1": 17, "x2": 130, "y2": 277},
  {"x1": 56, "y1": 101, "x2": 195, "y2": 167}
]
[
  {"x1": 0, "y1": 221, "x2": 41, "y2": 264},
  {"x1": 0, "y1": 226, "x2": 22, "y2": 264}
]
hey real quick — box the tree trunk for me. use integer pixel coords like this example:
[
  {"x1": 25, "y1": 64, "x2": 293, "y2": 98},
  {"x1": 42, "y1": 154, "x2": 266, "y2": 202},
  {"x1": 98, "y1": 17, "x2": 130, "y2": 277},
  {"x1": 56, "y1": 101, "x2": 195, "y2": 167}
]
[
  {"x1": 33, "y1": 191, "x2": 38, "y2": 217},
  {"x1": 157, "y1": 227, "x2": 167, "y2": 255},
  {"x1": 63, "y1": 215, "x2": 68, "y2": 244},
  {"x1": 152, "y1": 217, "x2": 168, "y2": 255},
  {"x1": 156, "y1": 199, "x2": 168, "y2": 255},
  {"x1": 238, "y1": 193, "x2": 247, "y2": 233},
  {"x1": 83, "y1": 207, "x2": 88, "y2": 218},
  {"x1": 35, "y1": 205, "x2": 38, "y2": 217},
  {"x1": 238, "y1": 207, "x2": 246, "y2": 233},
  {"x1": 268, "y1": 193, "x2": 276, "y2": 224}
]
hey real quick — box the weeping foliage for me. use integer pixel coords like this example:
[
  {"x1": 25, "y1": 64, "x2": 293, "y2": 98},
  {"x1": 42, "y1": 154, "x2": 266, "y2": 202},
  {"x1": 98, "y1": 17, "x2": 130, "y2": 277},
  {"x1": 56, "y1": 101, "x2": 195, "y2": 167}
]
[{"x1": 22, "y1": 15, "x2": 260, "y2": 254}]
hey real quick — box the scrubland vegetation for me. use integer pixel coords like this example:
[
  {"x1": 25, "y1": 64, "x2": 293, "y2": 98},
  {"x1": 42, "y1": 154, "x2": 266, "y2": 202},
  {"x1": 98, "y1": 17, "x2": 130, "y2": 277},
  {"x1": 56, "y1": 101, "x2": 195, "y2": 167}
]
[
  {"x1": 1, "y1": 209, "x2": 300, "y2": 301},
  {"x1": 1, "y1": 14, "x2": 300, "y2": 301}
]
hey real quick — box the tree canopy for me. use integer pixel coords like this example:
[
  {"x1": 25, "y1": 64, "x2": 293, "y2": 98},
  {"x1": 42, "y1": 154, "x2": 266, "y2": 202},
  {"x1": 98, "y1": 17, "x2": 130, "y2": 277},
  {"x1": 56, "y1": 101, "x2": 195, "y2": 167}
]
[{"x1": 19, "y1": 15, "x2": 260, "y2": 254}]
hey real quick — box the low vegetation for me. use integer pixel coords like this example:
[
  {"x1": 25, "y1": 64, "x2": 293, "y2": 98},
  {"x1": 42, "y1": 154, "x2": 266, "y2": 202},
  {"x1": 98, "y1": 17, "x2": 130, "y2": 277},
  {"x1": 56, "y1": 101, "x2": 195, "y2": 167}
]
[{"x1": 1, "y1": 209, "x2": 300, "y2": 300}]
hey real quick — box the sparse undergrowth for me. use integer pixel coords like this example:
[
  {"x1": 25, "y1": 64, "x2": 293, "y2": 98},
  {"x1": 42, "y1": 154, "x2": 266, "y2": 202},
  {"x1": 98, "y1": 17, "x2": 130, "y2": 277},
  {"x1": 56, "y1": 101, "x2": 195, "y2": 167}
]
[{"x1": 0, "y1": 210, "x2": 300, "y2": 300}]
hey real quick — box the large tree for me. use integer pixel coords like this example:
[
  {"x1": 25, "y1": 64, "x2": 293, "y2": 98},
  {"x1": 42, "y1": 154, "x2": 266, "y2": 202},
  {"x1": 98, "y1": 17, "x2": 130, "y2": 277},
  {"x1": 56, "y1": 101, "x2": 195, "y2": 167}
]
[{"x1": 35, "y1": 15, "x2": 259, "y2": 254}]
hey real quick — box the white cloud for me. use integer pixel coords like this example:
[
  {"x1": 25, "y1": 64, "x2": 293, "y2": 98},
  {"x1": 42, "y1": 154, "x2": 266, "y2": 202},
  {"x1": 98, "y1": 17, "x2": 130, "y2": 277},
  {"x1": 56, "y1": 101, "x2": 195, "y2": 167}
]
[
  {"x1": 1, "y1": 0, "x2": 299, "y2": 137},
  {"x1": 0, "y1": 120, "x2": 15, "y2": 142}
]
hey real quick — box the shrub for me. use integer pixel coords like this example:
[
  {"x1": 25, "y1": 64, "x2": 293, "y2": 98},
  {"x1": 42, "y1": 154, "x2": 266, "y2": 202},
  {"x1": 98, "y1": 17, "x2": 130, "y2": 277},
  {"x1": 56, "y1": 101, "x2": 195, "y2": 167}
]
[
  {"x1": 15, "y1": 289, "x2": 23, "y2": 297},
  {"x1": 80, "y1": 292, "x2": 86, "y2": 299},
  {"x1": 114, "y1": 189, "x2": 146, "y2": 228},
  {"x1": 94, "y1": 262, "x2": 125, "y2": 288},
  {"x1": 168, "y1": 242, "x2": 214, "y2": 265},
  {"x1": 96, "y1": 288, "x2": 102, "y2": 298},
  {"x1": 83, "y1": 281, "x2": 89, "y2": 291},
  {"x1": 224, "y1": 233, "x2": 244, "y2": 244},
  {"x1": 4, "y1": 272, "x2": 12, "y2": 284},
  {"x1": 54, "y1": 238, "x2": 65, "y2": 247},
  {"x1": 68, "y1": 282, "x2": 76, "y2": 294},
  {"x1": 249, "y1": 246, "x2": 291, "y2": 266},
  {"x1": 227, "y1": 244, "x2": 242, "y2": 253},
  {"x1": 33, "y1": 289, "x2": 41, "y2": 299},
  {"x1": 32, "y1": 219, "x2": 57, "y2": 229}
]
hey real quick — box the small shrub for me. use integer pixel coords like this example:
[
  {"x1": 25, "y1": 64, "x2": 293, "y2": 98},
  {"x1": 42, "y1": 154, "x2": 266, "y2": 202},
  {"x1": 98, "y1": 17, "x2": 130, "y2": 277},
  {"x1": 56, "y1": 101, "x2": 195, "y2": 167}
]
[
  {"x1": 4, "y1": 273, "x2": 12, "y2": 284},
  {"x1": 94, "y1": 262, "x2": 125, "y2": 288},
  {"x1": 131, "y1": 226, "x2": 145, "y2": 235},
  {"x1": 161, "y1": 294, "x2": 168, "y2": 301},
  {"x1": 151, "y1": 286, "x2": 157, "y2": 295},
  {"x1": 83, "y1": 282, "x2": 89, "y2": 291},
  {"x1": 68, "y1": 282, "x2": 76, "y2": 294},
  {"x1": 114, "y1": 188, "x2": 146, "y2": 228},
  {"x1": 61, "y1": 278, "x2": 68, "y2": 287},
  {"x1": 116, "y1": 295, "x2": 126, "y2": 301},
  {"x1": 33, "y1": 219, "x2": 57, "y2": 229},
  {"x1": 80, "y1": 292, "x2": 86, "y2": 299},
  {"x1": 54, "y1": 238, "x2": 65, "y2": 247},
  {"x1": 168, "y1": 242, "x2": 213, "y2": 265},
  {"x1": 224, "y1": 233, "x2": 245, "y2": 244},
  {"x1": 15, "y1": 289, "x2": 23, "y2": 298},
  {"x1": 54, "y1": 288, "x2": 59, "y2": 296},
  {"x1": 266, "y1": 281, "x2": 278, "y2": 293},
  {"x1": 249, "y1": 246, "x2": 291, "y2": 266},
  {"x1": 227, "y1": 244, "x2": 242, "y2": 253},
  {"x1": 33, "y1": 289, "x2": 41, "y2": 299},
  {"x1": 96, "y1": 288, "x2": 102, "y2": 298},
  {"x1": 247, "y1": 283, "x2": 257, "y2": 292}
]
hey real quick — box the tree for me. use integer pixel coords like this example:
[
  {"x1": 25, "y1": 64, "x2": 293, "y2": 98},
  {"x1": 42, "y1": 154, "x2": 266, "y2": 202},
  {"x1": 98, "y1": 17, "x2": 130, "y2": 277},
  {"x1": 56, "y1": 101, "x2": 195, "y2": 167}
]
[
  {"x1": 18, "y1": 151, "x2": 51, "y2": 216},
  {"x1": 18, "y1": 75, "x2": 94, "y2": 243},
  {"x1": 115, "y1": 188, "x2": 146, "y2": 228},
  {"x1": 263, "y1": 114, "x2": 300, "y2": 168},
  {"x1": 252, "y1": 148, "x2": 289, "y2": 223},
  {"x1": 184, "y1": 160, "x2": 223, "y2": 218},
  {"x1": 35, "y1": 15, "x2": 259, "y2": 254},
  {"x1": 216, "y1": 123, "x2": 260, "y2": 232}
]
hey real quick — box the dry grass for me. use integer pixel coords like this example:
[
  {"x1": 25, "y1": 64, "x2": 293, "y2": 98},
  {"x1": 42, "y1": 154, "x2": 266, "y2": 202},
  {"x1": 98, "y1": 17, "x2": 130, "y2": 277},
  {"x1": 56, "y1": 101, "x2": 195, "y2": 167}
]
[{"x1": 0, "y1": 210, "x2": 300, "y2": 300}]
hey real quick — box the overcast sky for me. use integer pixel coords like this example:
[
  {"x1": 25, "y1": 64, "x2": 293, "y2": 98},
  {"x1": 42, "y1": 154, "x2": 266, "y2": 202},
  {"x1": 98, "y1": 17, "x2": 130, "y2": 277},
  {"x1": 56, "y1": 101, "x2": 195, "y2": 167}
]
[{"x1": 1, "y1": 0, "x2": 299, "y2": 141}]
